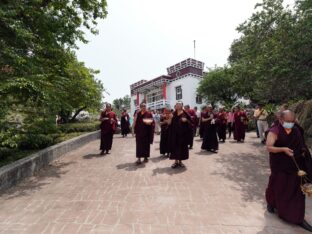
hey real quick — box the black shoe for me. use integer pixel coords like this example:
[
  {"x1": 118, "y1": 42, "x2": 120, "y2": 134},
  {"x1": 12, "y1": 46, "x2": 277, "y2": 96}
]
[
  {"x1": 106, "y1": 150, "x2": 110, "y2": 154},
  {"x1": 179, "y1": 162, "x2": 185, "y2": 168},
  {"x1": 143, "y1": 158, "x2": 148, "y2": 163},
  {"x1": 135, "y1": 159, "x2": 142, "y2": 165},
  {"x1": 171, "y1": 162, "x2": 179, "y2": 169},
  {"x1": 261, "y1": 140, "x2": 266, "y2": 144},
  {"x1": 267, "y1": 204, "x2": 275, "y2": 214},
  {"x1": 100, "y1": 150, "x2": 105, "y2": 155},
  {"x1": 300, "y1": 220, "x2": 312, "y2": 232}
]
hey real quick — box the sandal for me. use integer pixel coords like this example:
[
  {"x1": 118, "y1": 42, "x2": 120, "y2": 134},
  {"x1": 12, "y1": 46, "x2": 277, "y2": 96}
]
[
  {"x1": 135, "y1": 159, "x2": 142, "y2": 165},
  {"x1": 179, "y1": 162, "x2": 185, "y2": 168},
  {"x1": 171, "y1": 162, "x2": 179, "y2": 169},
  {"x1": 143, "y1": 158, "x2": 148, "y2": 163}
]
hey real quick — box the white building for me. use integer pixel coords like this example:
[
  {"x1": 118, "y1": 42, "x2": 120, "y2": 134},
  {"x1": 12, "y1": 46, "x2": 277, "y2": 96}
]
[{"x1": 130, "y1": 58, "x2": 205, "y2": 115}]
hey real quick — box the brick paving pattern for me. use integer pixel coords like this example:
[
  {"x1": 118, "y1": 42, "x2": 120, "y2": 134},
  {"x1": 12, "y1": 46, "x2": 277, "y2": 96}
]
[{"x1": 0, "y1": 133, "x2": 311, "y2": 233}]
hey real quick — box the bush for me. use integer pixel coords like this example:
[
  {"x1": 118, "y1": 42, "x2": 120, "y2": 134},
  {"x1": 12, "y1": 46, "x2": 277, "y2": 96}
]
[
  {"x1": 0, "y1": 147, "x2": 15, "y2": 160},
  {"x1": 18, "y1": 134, "x2": 54, "y2": 150},
  {"x1": 58, "y1": 121, "x2": 100, "y2": 133}
]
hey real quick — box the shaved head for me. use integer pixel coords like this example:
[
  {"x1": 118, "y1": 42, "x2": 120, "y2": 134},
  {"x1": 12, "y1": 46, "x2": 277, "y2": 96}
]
[{"x1": 281, "y1": 110, "x2": 296, "y2": 122}]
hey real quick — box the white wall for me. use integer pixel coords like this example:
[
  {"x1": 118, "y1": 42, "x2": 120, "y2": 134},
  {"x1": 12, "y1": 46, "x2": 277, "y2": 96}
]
[{"x1": 167, "y1": 75, "x2": 203, "y2": 110}]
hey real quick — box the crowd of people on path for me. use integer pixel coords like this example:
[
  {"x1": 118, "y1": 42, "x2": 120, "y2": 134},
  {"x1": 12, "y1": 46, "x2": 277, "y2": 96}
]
[
  {"x1": 99, "y1": 102, "x2": 251, "y2": 167},
  {"x1": 99, "y1": 101, "x2": 312, "y2": 232}
]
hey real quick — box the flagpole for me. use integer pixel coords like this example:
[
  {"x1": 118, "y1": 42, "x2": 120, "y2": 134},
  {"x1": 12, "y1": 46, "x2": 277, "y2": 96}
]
[{"x1": 193, "y1": 40, "x2": 196, "y2": 59}]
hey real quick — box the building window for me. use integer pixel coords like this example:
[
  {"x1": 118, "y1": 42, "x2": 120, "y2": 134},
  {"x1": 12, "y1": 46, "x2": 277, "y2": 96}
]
[
  {"x1": 196, "y1": 95, "x2": 202, "y2": 104},
  {"x1": 176, "y1": 86, "x2": 182, "y2": 100},
  {"x1": 133, "y1": 99, "x2": 137, "y2": 106}
]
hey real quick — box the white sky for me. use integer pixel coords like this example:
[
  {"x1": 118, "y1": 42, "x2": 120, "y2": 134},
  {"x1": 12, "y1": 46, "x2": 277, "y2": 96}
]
[{"x1": 76, "y1": 0, "x2": 294, "y2": 103}]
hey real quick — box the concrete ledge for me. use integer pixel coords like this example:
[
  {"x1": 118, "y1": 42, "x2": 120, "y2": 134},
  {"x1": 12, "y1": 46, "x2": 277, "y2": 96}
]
[{"x1": 0, "y1": 131, "x2": 100, "y2": 191}]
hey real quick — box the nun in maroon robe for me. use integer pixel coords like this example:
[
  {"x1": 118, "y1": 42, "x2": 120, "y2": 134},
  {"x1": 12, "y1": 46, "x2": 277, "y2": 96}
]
[
  {"x1": 233, "y1": 106, "x2": 248, "y2": 142},
  {"x1": 199, "y1": 106, "x2": 207, "y2": 139},
  {"x1": 217, "y1": 108, "x2": 227, "y2": 142},
  {"x1": 184, "y1": 105, "x2": 196, "y2": 149},
  {"x1": 159, "y1": 108, "x2": 171, "y2": 157},
  {"x1": 120, "y1": 109, "x2": 130, "y2": 137},
  {"x1": 134, "y1": 103, "x2": 154, "y2": 164},
  {"x1": 99, "y1": 104, "x2": 117, "y2": 155},
  {"x1": 201, "y1": 106, "x2": 219, "y2": 153},
  {"x1": 266, "y1": 110, "x2": 312, "y2": 232},
  {"x1": 168, "y1": 102, "x2": 192, "y2": 168}
]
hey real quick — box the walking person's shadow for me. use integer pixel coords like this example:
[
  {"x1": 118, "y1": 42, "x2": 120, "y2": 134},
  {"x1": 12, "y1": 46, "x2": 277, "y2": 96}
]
[
  {"x1": 116, "y1": 162, "x2": 145, "y2": 171},
  {"x1": 152, "y1": 166, "x2": 186, "y2": 176}
]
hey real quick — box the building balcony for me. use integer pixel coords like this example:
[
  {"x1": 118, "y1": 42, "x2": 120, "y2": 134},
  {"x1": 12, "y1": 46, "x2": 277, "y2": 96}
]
[
  {"x1": 135, "y1": 99, "x2": 170, "y2": 111},
  {"x1": 147, "y1": 99, "x2": 170, "y2": 110}
]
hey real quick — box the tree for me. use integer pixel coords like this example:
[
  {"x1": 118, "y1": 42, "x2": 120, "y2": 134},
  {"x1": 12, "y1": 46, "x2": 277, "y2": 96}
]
[
  {"x1": 228, "y1": 0, "x2": 312, "y2": 104},
  {"x1": 0, "y1": 0, "x2": 108, "y2": 150},
  {"x1": 197, "y1": 67, "x2": 237, "y2": 106},
  {"x1": 0, "y1": 0, "x2": 107, "y2": 116}
]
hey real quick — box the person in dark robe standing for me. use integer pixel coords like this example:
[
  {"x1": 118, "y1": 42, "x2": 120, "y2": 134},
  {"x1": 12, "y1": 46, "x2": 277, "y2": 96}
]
[
  {"x1": 266, "y1": 110, "x2": 312, "y2": 232},
  {"x1": 184, "y1": 105, "x2": 196, "y2": 149},
  {"x1": 120, "y1": 108, "x2": 130, "y2": 137},
  {"x1": 168, "y1": 102, "x2": 192, "y2": 168},
  {"x1": 134, "y1": 103, "x2": 154, "y2": 165},
  {"x1": 199, "y1": 106, "x2": 207, "y2": 139},
  {"x1": 233, "y1": 106, "x2": 248, "y2": 142},
  {"x1": 201, "y1": 105, "x2": 218, "y2": 153},
  {"x1": 159, "y1": 108, "x2": 171, "y2": 157},
  {"x1": 99, "y1": 104, "x2": 117, "y2": 155},
  {"x1": 217, "y1": 107, "x2": 227, "y2": 142}
]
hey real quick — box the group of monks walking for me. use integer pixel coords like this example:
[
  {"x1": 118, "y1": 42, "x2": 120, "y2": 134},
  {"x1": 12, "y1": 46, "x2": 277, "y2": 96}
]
[
  {"x1": 99, "y1": 102, "x2": 250, "y2": 167},
  {"x1": 99, "y1": 102, "x2": 312, "y2": 232}
]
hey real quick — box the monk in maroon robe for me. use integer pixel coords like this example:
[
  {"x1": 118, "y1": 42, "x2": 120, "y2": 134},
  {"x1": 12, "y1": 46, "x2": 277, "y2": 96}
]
[
  {"x1": 99, "y1": 104, "x2": 117, "y2": 155},
  {"x1": 168, "y1": 102, "x2": 192, "y2": 168},
  {"x1": 233, "y1": 106, "x2": 248, "y2": 142},
  {"x1": 184, "y1": 105, "x2": 196, "y2": 149},
  {"x1": 134, "y1": 103, "x2": 154, "y2": 165},
  {"x1": 120, "y1": 109, "x2": 130, "y2": 137},
  {"x1": 266, "y1": 110, "x2": 312, "y2": 232},
  {"x1": 159, "y1": 108, "x2": 171, "y2": 157},
  {"x1": 199, "y1": 106, "x2": 207, "y2": 139},
  {"x1": 217, "y1": 107, "x2": 227, "y2": 142},
  {"x1": 201, "y1": 105, "x2": 218, "y2": 153}
]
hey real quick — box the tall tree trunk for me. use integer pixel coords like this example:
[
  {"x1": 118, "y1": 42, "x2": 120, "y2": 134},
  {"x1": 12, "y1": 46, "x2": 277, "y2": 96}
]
[{"x1": 70, "y1": 106, "x2": 87, "y2": 122}]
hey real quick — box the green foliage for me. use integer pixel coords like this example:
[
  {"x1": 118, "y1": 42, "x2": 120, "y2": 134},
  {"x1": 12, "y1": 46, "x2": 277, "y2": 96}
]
[
  {"x1": 228, "y1": 0, "x2": 312, "y2": 103},
  {"x1": 18, "y1": 134, "x2": 54, "y2": 150},
  {"x1": 58, "y1": 121, "x2": 100, "y2": 133},
  {"x1": 112, "y1": 95, "x2": 131, "y2": 116},
  {"x1": 197, "y1": 67, "x2": 237, "y2": 106},
  {"x1": 0, "y1": 0, "x2": 107, "y2": 161}
]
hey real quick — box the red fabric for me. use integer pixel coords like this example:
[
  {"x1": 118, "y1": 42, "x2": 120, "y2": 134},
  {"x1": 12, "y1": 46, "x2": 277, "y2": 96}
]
[{"x1": 163, "y1": 83, "x2": 167, "y2": 99}]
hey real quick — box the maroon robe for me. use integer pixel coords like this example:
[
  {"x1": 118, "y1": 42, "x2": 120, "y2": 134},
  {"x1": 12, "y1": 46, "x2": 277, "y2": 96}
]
[
  {"x1": 100, "y1": 111, "x2": 117, "y2": 151},
  {"x1": 160, "y1": 115, "x2": 170, "y2": 155},
  {"x1": 266, "y1": 124, "x2": 308, "y2": 224},
  {"x1": 217, "y1": 112, "x2": 227, "y2": 141},
  {"x1": 134, "y1": 111, "x2": 154, "y2": 158},
  {"x1": 186, "y1": 109, "x2": 196, "y2": 148},
  {"x1": 120, "y1": 112, "x2": 130, "y2": 136},
  {"x1": 201, "y1": 112, "x2": 219, "y2": 151},
  {"x1": 199, "y1": 111, "x2": 206, "y2": 138},
  {"x1": 169, "y1": 110, "x2": 192, "y2": 161},
  {"x1": 234, "y1": 111, "x2": 247, "y2": 141}
]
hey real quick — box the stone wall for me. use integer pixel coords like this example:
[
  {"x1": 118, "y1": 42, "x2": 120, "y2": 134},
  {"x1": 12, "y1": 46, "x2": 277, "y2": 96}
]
[
  {"x1": 290, "y1": 100, "x2": 312, "y2": 149},
  {"x1": 0, "y1": 131, "x2": 100, "y2": 191}
]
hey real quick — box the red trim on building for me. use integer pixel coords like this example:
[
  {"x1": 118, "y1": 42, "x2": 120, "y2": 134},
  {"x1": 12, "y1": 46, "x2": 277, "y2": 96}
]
[{"x1": 163, "y1": 83, "x2": 167, "y2": 100}]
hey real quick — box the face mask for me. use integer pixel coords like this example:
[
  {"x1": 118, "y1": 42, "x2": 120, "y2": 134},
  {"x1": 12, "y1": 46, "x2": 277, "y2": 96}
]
[{"x1": 283, "y1": 122, "x2": 294, "y2": 129}]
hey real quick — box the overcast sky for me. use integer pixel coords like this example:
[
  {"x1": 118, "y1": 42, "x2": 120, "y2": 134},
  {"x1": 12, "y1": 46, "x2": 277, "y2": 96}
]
[{"x1": 76, "y1": 0, "x2": 294, "y2": 103}]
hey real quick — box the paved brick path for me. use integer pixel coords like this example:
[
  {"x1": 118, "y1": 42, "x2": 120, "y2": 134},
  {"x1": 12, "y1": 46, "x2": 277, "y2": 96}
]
[{"x1": 0, "y1": 133, "x2": 311, "y2": 234}]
